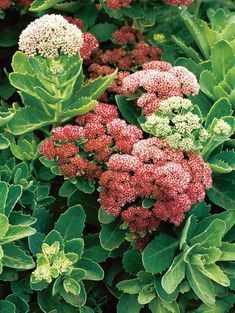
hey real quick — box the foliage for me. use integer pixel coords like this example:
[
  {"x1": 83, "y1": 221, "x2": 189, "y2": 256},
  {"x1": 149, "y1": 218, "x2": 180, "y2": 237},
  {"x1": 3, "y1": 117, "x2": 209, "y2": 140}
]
[{"x1": 0, "y1": 1, "x2": 234, "y2": 312}]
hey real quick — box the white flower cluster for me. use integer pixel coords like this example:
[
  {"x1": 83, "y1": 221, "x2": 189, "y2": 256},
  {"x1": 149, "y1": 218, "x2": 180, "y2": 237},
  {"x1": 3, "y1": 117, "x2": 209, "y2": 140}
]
[
  {"x1": 160, "y1": 96, "x2": 192, "y2": 113},
  {"x1": 143, "y1": 97, "x2": 205, "y2": 151},
  {"x1": 19, "y1": 14, "x2": 83, "y2": 59},
  {"x1": 213, "y1": 119, "x2": 232, "y2": 136}
]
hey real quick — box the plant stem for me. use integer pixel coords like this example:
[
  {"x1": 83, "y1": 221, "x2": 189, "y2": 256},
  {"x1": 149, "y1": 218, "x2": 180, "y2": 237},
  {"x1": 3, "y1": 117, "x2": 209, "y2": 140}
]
[{"x1": 193, "y1": 0, "x2": 202, "y2": 18}]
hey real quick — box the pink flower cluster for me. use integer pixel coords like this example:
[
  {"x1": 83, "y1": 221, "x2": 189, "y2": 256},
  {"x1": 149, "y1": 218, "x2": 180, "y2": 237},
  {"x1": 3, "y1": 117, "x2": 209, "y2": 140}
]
[
  {"x1": 122, "y1": 60, "x2": 200, "y2": 115},
  {"x1": 163, "y1": 0, "x2": 193, "y2": 5},
  {"x1": 65, "y1": 16, "x2": 99, "y2": 61},
  {"x1": 88, "y1": 26, "x2": 162, "y2": 97},
  {"x1": 105, "y1": 0, "x2": 132, "y2": 10},
  {"x1": 39, "y1": 103, "x2": 142, "y2": 179},
  {"x1": 99, "y1": 138, "x2": 212, "y2": 235}
]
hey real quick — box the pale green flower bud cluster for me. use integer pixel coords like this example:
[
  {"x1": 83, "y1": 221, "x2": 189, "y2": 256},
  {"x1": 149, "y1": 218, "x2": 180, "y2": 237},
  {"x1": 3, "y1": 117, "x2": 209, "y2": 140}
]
[
  {"x1": 32, "y1": 242, "x2": 74, "y2": 283},
  {"x1": 213, "y1": 119, "x2": 232, "y2": 136},
  {"x1": 50, "y1": 60, "x2": 64, "y2": 74},
  {"x1": 160, "y1": 96, "x2": 193, "y2": 113},
  {"x1": 19, "y1": 14, "x2": 83, "y2": 59},
  {"x1": 142, "y1": 97, "x2": 206, "y2": 151}
]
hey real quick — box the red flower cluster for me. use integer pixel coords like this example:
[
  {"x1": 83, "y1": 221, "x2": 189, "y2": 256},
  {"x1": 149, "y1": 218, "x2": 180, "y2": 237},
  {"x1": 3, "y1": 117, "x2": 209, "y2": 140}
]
[
  {"x1": 64, "y1": 16, "x2": 84, "y2": 30},
  {"x1": 0, "y1": 0, "x2": 10, "y2": 9},
  {"x1": 39, "y1": 103, "x2": 142, "y2": 180},
  {"x1": 99, "y1": 138, "x2": 212, "y2": 235},
  {"x1": 122, "y1": 60, "x2": 199, "y2": 115},
  {"x1": 64, "y1": 16, "x2": 99, "y2": 61},
  {"x1": 87, "y1": 26, "x2": 162, "y2": 96},
  {"x1": 163, "y1": 0, "x2": 193, "y2": 5},
  {"x1": 105, "y1": 0, "x2": 132, "y2": 10},
  {"x1": 17, "y1": 0, "x2": 33, "y2": 7}
]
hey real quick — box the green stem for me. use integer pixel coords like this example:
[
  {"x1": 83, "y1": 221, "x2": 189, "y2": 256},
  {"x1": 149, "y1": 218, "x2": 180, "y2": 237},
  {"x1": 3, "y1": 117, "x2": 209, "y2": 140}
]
[
  {"x1": 193, "y1": 0, "x2": 202, "y2": 18},
  {"x1": 201, "y1": 138, "x2": 222, "y2": 161}
]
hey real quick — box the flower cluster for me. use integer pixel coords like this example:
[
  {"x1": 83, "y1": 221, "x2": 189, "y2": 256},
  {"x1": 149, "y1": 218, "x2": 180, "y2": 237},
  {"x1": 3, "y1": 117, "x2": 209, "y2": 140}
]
[
  {"x1": 163, "y1": 0, "x2": 193, "y2": 5},
  {"x1": 213, "y1": 119, "x2": 232, "y2": 136},
  {"x1": 0, "y1": 0, "x2": 10, "y2": 9},
  {"x1": 122, "y1": 60, "x2": 200, "y2": 115},
  {"x1": 105, "y1": 0, "x2": 132, "y2": 10},
  {"x1": 65, "y1": 16, "x2": 99, "y2": 61},
  {"x1": 32, "y1": 242, "x2": 74, "y2": 284},
  {"x1": 19, "y1": 14, "x2": 83, "y2": 58},
  {"x1": 17, "y1": 0, "x2": 33, "y2": 7},
  {"x1": 39, "y1": 103, "x2": 142, "y2": 180},
  {"x1": 142, "y1": 96, "x2": 208, "y2": 151},
  {"x1": 88, "y1": 26, "x2": 162, "y2": 97},
  {"x1": 99, "y1": 138, "x2": 212, "y2": 238}
]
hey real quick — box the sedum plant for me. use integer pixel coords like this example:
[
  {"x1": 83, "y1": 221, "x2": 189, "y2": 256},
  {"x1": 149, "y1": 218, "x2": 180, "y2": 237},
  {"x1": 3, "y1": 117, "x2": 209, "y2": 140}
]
[
  {"x1": 174, "y1": 9, "x2": 235, "y2": 109},
  {"x1": 0, "y1": 212, "x2": 35, "y2": 276},
  {"x1": 7, "y1": 14, "x2": 116, "y2": 135},
  {"x1": 29, "y1": 205, "x2": 104, "y2": 312},
  {"x1": 115, "y1": 204, "x2": 235, "y2": 312}
]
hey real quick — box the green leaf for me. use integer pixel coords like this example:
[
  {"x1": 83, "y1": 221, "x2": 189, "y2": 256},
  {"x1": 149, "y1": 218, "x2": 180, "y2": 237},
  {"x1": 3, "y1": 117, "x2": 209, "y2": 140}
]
[
  {"x1": 142, "y1": 234, "x2": 178, "y2": 274},
  {"x1": 0, "y1": 181, "x2": 8, "y2": 214},
  {"x1": 172, "y1": 36, "x2": 202, "y2": 62},
  {"x1": 0, "y1": 26, "x2": 20, "y2": 48},
  {"x1": 5, "y1": 185, "x2": 22, "y2": 217},
  {"x1": 199, "y1": 70, "x2": 217, "y2": 99},
  {"x1": 38, "y1": 289, "x2": 78, "y2": 313},
  {"x1": 29, "y1": 0, "x2": 63, "y2": 12},
  {"x1": 0, "y1": 300, "x2": 16, "y2": 313},
  {"x1": 115, "y1": 95, "x2": 140, "y2": 126},
  {"x1": 194, "y1": 301, "x2": 228, "y2": 313},
  {"x1": 154, "y1": 276, "x2": 178, "y2": 303},
  {"x1": 209, "y1": 159, "x2": 232, "y2": 173},
  {"x1": 186, "y1": 263, "x2": 216, "y2": 305},
  {"x1": 69, "y1": 268, "x2": 85, "y2": 282},
  {"x1": 195, "y1": 210, "x2": 235, "y2": 236},
  {"x1": 180, "y1": 215, "x2": 198, "y2": 249},
  {"x1": 190, "y1": 219, "x2": 226, "y2": 248},
  {"x1": 54, "y1": 205, "x2": 85, "y2": 241},
  {"x1": 98, "y1": 208, "x2": 116, "y2": 224},
  {"x1": 90, "y1": 23, "x2": 117, "y2": 42},
  {"x1": 5, "y1": 295, "x2": 29, "y2": 313},
  {"x1": 0, "y1": 214, "x2": 9, "y2": 239},
  {"x1": 207, "y1": 173, "x2": 235, "y2": 210},
  {"x1": 219, "y1": 242, "x2": 235, "y2": 261},
  {"x1": 59, "y1": 181, "x2": 76, "y2": 198},
  {"x1": 117, "y1": 278, "x2": 142, "y2": 294},
  {"x1": 198, "y1": 263, "x2": 230, "y2": 287},
  {"x1": 64, "y1": 238, "x2": 84, "y2": 259},
  {"x1": 7, "y1": 105, "x2": 55, "y2": 135},
  {"x1": 205, "y1": 98, "x2": 232, "y2": 128},
  {"x1": 83, "y1": 234, "x2": 109, "y2": 263},
  {"x1": 123, "y1": 249, "x2": 144, "y2": 275},
  {"x1": 43, "y1": 230, "x2": 63, "y2": 249},
  {"x1": 0, "y1": 225, "x2": 36, "y2": 245},
  {"x1": 99, "y1": 220, "x2": 125, "y2": 251},
  {"x1": 149, "y1": 298, "x2": 180, "y2": 313},
  {"x1": 77, "y1": 258, "x2": 104, "y2": 281},
  {"x1": 63, "y1": 278, "x2": 81, "y2": 296},
  {"x1": 76, "y1": 70, "x2": 117, "y2": 100},
  {"x1": 181, "y1": 10, "x2": 210, "y2": 59},
  {"x1": 117, "y1": 294, "x2": 143, "y2": 313},
  {"x1": 2, "y1": 243, "x2": 35, "y2": 270},
  {"x1": 60, "y1": 281, "x2": 87, "y2": 308},
  {"x1": 161, "y1": 253, "x2": 186, "y2": 294},
  {"x1": 211, "y1": 40, "x2": 235, "y2": 82}
]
